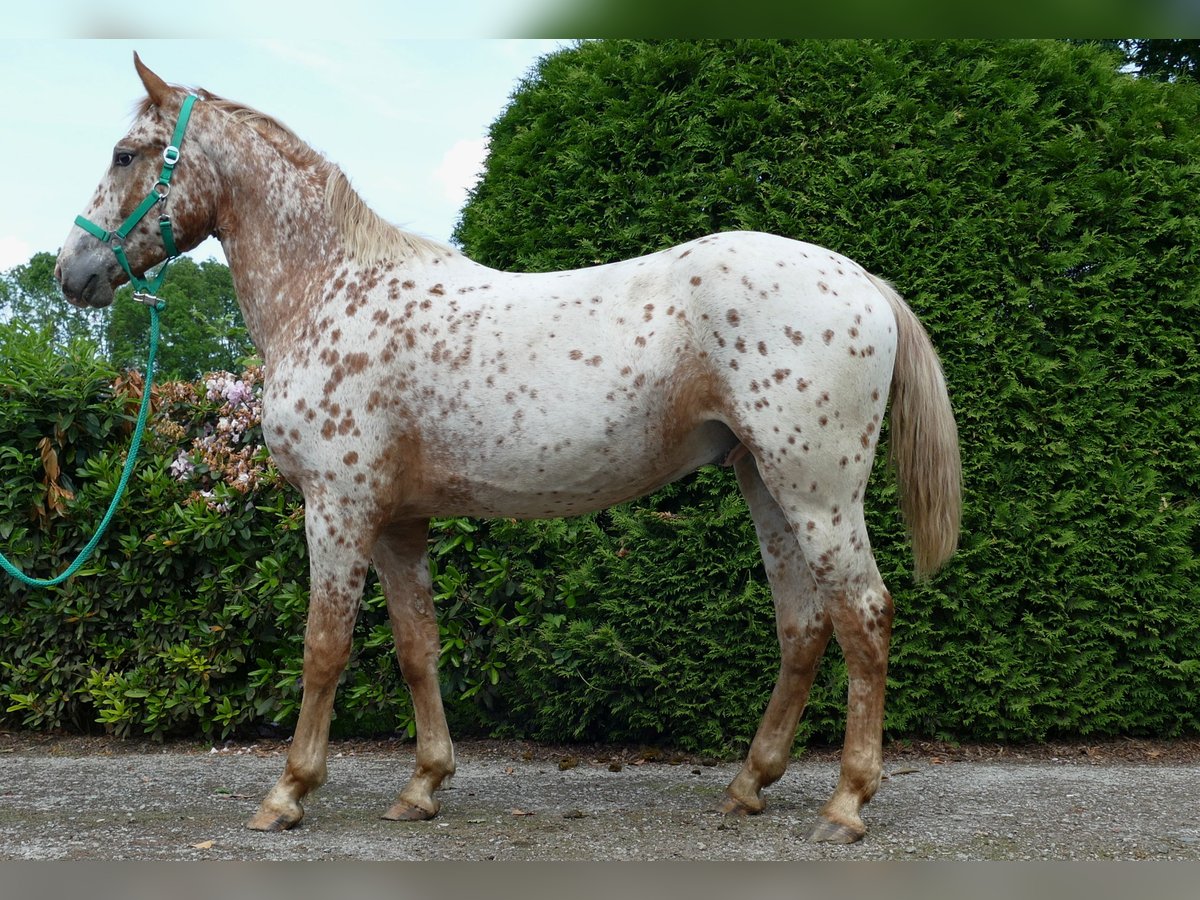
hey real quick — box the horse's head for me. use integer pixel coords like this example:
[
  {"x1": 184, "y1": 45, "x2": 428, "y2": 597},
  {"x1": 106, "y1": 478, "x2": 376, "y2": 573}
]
[{"x1": 56, "y1": 53, "x2": 219, "y2": 308}]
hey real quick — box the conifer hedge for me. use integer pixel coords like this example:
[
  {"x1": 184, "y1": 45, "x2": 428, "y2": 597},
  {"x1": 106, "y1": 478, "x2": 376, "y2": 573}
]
[
  {"x1": 2, "y1": 39, "x2": 1197, "y2": 753},
  {"x1": 454, "y1": 39, "x2": 1200, "y2": 744}
]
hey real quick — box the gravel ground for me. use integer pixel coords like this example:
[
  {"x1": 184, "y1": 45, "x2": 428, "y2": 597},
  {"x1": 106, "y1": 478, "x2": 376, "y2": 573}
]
[{"x1": 2, "y1": 733, "x2": 1200, "y2": 861}]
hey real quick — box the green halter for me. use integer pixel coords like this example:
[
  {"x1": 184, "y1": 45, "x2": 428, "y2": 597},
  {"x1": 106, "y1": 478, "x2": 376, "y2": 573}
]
[{"x1": 74, "y1": 93, "x2": 198, "y2": 299}]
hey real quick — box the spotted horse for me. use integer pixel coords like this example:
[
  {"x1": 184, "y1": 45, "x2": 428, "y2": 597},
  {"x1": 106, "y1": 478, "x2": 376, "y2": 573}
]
[{"x1": 55, "y1": 55, "x2": 962, "y2": 844}]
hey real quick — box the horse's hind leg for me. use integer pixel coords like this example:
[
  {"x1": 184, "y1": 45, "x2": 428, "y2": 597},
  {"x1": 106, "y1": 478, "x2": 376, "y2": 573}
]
[
  {"x1": 809, "y1": 563, "x2": 893, "y2": 844},
  {"x1": 248, "y1": 495, "x2": 372, "y2": 831},
  {"x1": 372, "y1": 520, "x2": 456, "y2": 821},
  {"x1": 720, "y1": 454, "x2": 833, "y2": 816},
  {"x1": 725, "y1": 453, "x2": 894, "y2": 844},
  {"x1": 790, "y1": 499, "x2": 893, "y2": 844}
]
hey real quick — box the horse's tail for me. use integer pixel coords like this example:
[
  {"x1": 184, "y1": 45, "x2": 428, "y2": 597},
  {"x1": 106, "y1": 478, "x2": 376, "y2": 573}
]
[{"x1": 868, "y1": 273, "x2": 962, "y2": 580}]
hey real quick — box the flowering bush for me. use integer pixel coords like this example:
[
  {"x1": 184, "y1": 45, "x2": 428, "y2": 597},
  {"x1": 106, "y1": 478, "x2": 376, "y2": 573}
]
[{"x1": 159, "y1": 366, "x2": 278, "y2": 510}]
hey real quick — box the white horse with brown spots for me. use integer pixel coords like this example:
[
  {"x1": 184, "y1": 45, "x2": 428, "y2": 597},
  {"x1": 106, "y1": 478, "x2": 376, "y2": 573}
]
[{"x1": 55, "y1": 56, "x2": 961, "y2": 843}]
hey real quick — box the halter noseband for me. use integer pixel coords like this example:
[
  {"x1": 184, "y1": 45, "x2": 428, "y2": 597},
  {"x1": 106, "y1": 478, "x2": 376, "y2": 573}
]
[{"x1": 74, "y1": 94, "x2": 198, "y2": 303}]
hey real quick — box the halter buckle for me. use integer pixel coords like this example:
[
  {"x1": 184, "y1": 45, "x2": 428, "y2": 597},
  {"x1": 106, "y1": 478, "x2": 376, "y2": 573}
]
[
  {"x1": 133, "y1": 292, "x2": 164, "y2": 309},
  {"x1": 162, "y1": 145, "x2": 181, "y2": 167}
]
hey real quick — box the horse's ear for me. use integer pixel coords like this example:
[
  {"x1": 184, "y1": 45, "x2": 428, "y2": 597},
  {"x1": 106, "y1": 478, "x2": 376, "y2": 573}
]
[{"x1": 133, "y1": 52, "x2": 173, "y2": 107}]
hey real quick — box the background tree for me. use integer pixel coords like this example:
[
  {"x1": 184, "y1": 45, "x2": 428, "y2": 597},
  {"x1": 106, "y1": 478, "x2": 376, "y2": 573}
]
[
  {"x1": 2, "y1": 252, "x2": 252, "y2": 381},
  {"x1": 4, "y1": 40, "x2": 1199, "y2": 751},
  {"x1": 1122, "y1": 38, "x2": 1200, "y2": 83},
  {"x1": 106, "y1": 257, "x2": 253, "y2": 381},
  {"x1": 0, "y1": 252, "x2": 106, "y2": 351}
]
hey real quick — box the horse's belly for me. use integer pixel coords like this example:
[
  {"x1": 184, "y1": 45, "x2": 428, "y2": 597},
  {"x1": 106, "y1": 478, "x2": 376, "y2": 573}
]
[{"x1": 430, "y1": 419, "x2": 736, "y2": 519}]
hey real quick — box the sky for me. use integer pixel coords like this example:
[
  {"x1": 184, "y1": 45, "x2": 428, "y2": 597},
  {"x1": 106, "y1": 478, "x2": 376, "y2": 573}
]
[
  {"x1": 0, "y1": 37, "x2": 572, "y2": 272},
  {"x1": 5, "y1": 4, "x2": 1198, "y2": 274}
]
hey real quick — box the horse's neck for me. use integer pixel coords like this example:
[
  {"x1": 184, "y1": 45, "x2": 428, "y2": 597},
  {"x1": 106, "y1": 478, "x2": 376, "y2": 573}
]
[{"x1": 209, "y1": 135, "x2": 339, "y2": 361}]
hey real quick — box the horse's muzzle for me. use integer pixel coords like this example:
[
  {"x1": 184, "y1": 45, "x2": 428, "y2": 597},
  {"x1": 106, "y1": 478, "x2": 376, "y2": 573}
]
[{"x1": 56, "y1": 244, "x2": 119, "y2": 309}]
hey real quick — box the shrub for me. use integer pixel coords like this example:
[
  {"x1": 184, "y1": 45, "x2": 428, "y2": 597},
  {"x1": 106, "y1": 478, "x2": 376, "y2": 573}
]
[{"x1": 455, "y1": 39, "x2": 1200, "y2": 745}]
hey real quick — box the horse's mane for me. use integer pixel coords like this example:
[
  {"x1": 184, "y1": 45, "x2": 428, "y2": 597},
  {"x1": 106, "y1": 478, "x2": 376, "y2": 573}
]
[{"x1": 141, "y1": 90, "x2": 456, "y2": 264}]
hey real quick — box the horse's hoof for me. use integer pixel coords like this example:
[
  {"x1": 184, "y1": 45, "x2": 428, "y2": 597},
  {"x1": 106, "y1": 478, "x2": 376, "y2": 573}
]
[
  {"x1": 717, "y1": 793, "x2": 761, "y2": 817},
  {"x1": 247, "y1": 808, "x2": 302, "y2": 832},
  {"x1": 809, "y1": 817, "x2": 865, "y2": 844},
  {"x1": 382, "y1": 799, "x2": 439, "y2": 821}
]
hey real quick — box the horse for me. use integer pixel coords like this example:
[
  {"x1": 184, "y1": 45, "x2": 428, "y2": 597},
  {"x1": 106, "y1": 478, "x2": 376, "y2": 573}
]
[{"x1": 55, "y1": 54, "x2": 961, "y2": 844}]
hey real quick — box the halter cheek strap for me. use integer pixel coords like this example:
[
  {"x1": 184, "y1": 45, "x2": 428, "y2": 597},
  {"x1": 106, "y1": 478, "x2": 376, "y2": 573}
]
[{"x1": 74, "y1": 93, "x2": 198, "y2": 302}]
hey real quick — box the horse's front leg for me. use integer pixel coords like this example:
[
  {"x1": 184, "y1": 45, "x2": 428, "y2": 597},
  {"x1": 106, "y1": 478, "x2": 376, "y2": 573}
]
[
  {"x1": 248, "y1": 496, "x2": 373, "y2": 831},
  {"x1": 373, "y1": 520, "x2": 456, "y2": 821}
]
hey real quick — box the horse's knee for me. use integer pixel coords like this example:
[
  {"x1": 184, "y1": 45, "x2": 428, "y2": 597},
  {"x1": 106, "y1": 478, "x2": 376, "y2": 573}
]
[{"x1": 302, "y1": 629, "x2": 354, "y2": 681}]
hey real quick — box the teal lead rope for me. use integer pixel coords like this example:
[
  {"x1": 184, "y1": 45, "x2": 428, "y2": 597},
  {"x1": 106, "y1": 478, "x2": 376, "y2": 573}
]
[{"x1": 0, "y1": 299, "x2": 163, "y2": 588}]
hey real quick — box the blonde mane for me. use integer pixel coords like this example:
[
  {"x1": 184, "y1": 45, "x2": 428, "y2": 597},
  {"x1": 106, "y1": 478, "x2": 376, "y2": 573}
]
[
  {"x1": 323, "y1": 170, "x2": 453, "y2": 263},
  {"x1": 160, "y1": 88, "x2": 457, "y2": 264}
]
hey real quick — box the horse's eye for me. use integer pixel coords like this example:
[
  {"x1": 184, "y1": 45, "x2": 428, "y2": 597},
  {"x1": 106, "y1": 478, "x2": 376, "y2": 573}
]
[{"x1": 113, "y1": 151, "x2": 136, "y2": 168}]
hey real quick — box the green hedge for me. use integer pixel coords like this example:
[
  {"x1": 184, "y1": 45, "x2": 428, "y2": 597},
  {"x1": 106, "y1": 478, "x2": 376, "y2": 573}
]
[
  {"x1": 2, "y1": 39, "x2": 1198, "y2": 753},
  {"x1": 455, "y1": 39, "x2": 1200, "y2": 744}
]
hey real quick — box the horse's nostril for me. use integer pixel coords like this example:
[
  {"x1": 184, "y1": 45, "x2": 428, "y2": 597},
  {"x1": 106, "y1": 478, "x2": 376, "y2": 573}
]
[{"x1": 53, "y1": 261, "x2": 63, "y2": 285}]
